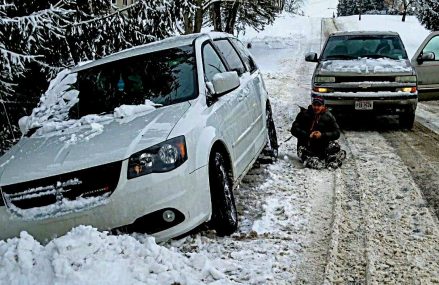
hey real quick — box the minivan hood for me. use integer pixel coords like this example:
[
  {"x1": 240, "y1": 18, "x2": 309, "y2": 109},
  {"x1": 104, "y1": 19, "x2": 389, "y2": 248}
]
[
  {"x1": 318, "y1": 58, "x2": 414, "y2": 76},
  {"x1": 0, "y1": 102, "x2": 190, "y2": 186}
]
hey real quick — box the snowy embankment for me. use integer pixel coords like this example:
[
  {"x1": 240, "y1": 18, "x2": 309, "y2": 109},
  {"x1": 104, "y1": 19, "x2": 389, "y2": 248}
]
[{"x1": 0, "y1": 226, "x2": 230, "y2": 285}]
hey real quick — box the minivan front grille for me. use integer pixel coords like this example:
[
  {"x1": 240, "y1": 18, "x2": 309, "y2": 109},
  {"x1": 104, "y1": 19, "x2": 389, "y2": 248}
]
[{"x1": 1, "y1": 161, "x2": 121, "y2": 210}]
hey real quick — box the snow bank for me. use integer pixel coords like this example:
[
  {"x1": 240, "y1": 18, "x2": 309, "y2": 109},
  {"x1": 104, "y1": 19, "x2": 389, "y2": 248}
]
[{"x1": 0, "y1": 226, "x2": 233, "y2": 285}]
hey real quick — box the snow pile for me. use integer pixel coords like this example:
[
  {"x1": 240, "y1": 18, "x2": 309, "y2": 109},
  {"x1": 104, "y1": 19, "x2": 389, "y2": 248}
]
[
  {"x1": 21, "y1": 70, "x2": 113, "y2": 139},
  {"x1": 321, "y1": 58, "x2": 412, "y2": 73},
  {"x1": 22, "y1": 71, "x2": 160, "y2": 139},
  {"x1": 25, "y1": 70, "x2": 79, "y2": 134},
  {"x1": 4, "y1": 193, "x2": 110, "y2": 221},
  {"x1": 114, "y1": 100, "x2": 161, "y2": 118},
  {"x1": 0, "y1": 226, "x2": 233, "y2": 285}
]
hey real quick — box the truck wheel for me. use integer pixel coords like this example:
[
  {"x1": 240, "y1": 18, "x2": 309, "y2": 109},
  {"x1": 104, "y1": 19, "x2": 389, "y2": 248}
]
[
  {"x1": 264, "y1": 101, "x2": 279, "y2": 160},
  {"x1": 399, "y1": 110, "x2": 415, "y2": 130},
  {"x1": 209, "y1": 151, "x2": 238, "y2": 236}
]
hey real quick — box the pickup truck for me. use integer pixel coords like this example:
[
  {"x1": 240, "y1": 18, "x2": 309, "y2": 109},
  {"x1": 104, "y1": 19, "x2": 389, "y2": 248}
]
[{"x1": 305, "y1": 31, "x2": 417, "y2": 129}]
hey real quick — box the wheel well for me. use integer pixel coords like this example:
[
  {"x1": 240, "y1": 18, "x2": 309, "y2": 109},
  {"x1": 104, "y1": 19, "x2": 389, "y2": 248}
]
[{"x1": 209, "y1": 141, "x2": 234, "y2": 184}]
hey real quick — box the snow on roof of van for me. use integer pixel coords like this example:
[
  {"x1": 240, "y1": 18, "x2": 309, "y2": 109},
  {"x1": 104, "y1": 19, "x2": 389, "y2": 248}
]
[{"x1": 72, "y1": 32, "x2": 232, "y2": 73}]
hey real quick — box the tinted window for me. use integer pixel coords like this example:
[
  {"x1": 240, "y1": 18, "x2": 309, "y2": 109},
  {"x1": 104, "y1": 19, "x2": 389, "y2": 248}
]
[
  {"x1": 321, "y1": 35, "x2": 408, "y2": 60},
  {"x1": 423, "y1": 35, "x2": 439, "y2": 61},
  {"x1": 230, "y1": 38, "x2": 258, "y2": 73},
  {"x1": 214, "y1": 39, "x2": 246, "y2": 75},
  {"x1": 70, "y1": 46, "x2": 196, "y2": 118},
  {"x1": 203, "y1": 43, "x2": 227, "y2": 82}
]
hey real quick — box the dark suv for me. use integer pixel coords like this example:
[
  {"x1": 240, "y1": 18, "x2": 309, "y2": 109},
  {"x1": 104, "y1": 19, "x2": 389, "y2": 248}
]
[{"x1": 305, "y1": 31, "x2": 417, "y2": 129}]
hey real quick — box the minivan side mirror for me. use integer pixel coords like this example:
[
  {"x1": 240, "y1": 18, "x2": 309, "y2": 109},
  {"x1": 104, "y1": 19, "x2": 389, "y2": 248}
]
[
  {"x1": 18, "y1": 116, "x2": 29, "y2": 135},
  {"x1": 211, "y1": 71, "x2": 240, "y2": 96},
  {"x1": 305, "y1": 52, "x2": 319, "y2": 62},
  {"x1": 417, "y1": 51, "x2": 435, "y2": 64}
]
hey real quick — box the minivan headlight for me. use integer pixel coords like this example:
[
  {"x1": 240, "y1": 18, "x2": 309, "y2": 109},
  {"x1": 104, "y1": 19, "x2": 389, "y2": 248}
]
[
  {"x1": 314, "y1": 76, "x2": 335, "y2": 83},
  {"x1": 127, "y1": 136, "x2": 187, "y2": 179},
  {"x1": 395, "y1": 75, "x2": 417, "y2": 83}
]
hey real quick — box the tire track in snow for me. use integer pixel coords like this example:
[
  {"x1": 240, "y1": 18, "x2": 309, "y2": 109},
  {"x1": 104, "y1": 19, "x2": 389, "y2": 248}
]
[
  {"x1": 330, "y1": 130, "x2": 439, "y2": 284},
  {"x1": 323, "y1": 133, "x2": 368, "y2": 284},
  {"x1": 382, "y1": 123, "x2": 439, "y2": 223}
]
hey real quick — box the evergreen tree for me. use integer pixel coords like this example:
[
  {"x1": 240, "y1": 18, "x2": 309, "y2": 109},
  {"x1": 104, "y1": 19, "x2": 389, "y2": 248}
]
[
  {"x1": 65, "y1": 0, "x2": 128, "y2": 63},
  {"x1": 417, "y1": 0, "x2": 439, "y2": 29},
  {"x1": 337, "y1": 0, "x2": 358, "y2": 16},
  {"x1": 205, "y1": 0, "x2": 279, "y2": 34},
  {"x1": 284, "y1": 0, "x2": 303, "y2": 14},
  {"x1": 337, "y1": 0, "x2": 385, "y2": 16},
  {"x1": 362, "y1": 0, "x2": 385, "y2": 14},
  {"x1": 0, "y1": 0, "x2": 71, "y2": 153},
  {"x1": 0, "y1": 0, "x2": 196, "y2": 154}
]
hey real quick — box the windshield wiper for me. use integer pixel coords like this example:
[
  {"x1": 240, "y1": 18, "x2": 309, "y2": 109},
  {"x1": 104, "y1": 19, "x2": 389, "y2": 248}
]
[
  {"x1": 361, "y1": 54, "x2": 396, "y2": 60},
  {"x1": 324, "y1": 55, "x2": 356, "y2": 60},
  {"x1": 25, "y1": 126, "x2": 41, "y2": 137}
]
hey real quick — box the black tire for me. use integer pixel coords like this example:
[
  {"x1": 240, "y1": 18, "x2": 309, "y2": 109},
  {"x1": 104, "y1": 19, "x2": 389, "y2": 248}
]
[
  {"x1": 209, "y1": 151, "x2": 238, "y2": 236},
  {"x1": 399, "y1": 110, "x2": 415, "y2": 130},
  {"x1": 264, "y1": 101, "x2": 279, "y2": 160}
]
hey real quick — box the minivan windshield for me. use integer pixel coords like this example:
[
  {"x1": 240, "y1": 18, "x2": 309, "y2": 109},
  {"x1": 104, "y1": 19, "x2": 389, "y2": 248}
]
[
  {"x1": 69, "y1": 45, "x2": 196, "y2": 118},
  {"x1": 321, "y1": 35, "x2": 408, "y2": 61}
]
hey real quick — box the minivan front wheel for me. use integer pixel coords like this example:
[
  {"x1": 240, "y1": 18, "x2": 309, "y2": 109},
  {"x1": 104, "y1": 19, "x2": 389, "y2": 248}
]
[{"x1": 209, "y1": 151, "x2": 238, "y2": 236}]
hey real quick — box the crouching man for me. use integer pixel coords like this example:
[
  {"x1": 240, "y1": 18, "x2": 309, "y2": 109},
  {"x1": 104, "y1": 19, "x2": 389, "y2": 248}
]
[{"x1": 291, "y1": 96, "x2": 346, "y2": 169}]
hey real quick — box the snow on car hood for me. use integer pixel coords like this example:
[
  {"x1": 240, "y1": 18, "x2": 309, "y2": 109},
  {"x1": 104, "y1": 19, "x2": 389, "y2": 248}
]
[
  {"x1": 319, "y1": 58, "x2": 413, "y2": 75},
  {"x1": 0, "y1": 102, "x2": 190, "y2": 186}
]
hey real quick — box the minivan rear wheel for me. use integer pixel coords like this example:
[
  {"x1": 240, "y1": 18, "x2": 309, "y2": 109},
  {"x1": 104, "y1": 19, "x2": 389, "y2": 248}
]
[
  {"x1": 209, "y1": 151, "x2": 238, "y2": 236},
  {"x1": 264, "y1": 101, "x2": 279, "y2": 161}
]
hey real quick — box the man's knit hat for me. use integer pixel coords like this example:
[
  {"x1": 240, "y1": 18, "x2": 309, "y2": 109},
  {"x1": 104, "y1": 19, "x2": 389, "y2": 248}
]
[{"x1": 312, "y1": 95, "x2": 325, "y2": 106}]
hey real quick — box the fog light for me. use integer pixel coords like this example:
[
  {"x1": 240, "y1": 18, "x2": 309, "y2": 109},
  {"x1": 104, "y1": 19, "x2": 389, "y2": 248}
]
[{"x1": 163, "y1": 210, "x2": 176, "y2": 223}]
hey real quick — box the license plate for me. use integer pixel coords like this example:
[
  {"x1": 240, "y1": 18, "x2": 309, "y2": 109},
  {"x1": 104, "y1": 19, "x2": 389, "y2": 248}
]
[{"x1": 355, "y1": 101, "x2": 373, "y2": 110}]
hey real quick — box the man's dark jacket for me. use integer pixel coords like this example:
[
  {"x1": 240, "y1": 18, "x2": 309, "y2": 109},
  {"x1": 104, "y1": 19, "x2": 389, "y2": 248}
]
[{"x1": 290, "y1": 106, "x2": 340, "y2": 158}]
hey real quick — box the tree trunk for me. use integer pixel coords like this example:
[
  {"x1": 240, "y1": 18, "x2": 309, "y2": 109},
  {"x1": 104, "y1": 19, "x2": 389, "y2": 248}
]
[
  {"x1": 402, "y1": 1, "x2": 408, "y2": 22},
  {"x1": 212, "y1": 2, "x2": 222, "y2": 31},
  {"x1": 193, "y1": 0, "x2": 204, "y2": 33},
  {"x1": 225, "y1": 1, "x2": 240, "y2": 34},
  {"x1": 183, "y1": 13, "x2": 194, "y2": 34}
]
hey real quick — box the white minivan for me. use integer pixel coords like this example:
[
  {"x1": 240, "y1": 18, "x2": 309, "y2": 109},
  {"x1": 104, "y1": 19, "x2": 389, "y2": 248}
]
[{"x1": 0, "y1": 32, "x2": 278, "y2": 241}]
